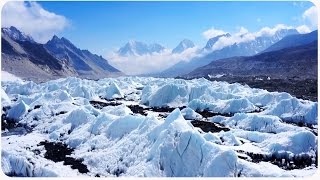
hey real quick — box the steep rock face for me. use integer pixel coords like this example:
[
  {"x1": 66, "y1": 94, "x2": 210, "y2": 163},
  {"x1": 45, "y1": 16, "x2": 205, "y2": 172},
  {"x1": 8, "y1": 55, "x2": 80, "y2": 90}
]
[
  {"x1": 187, "y1": 41, "x2": 318, "y2": 80},
  {"x1": 45, "y1": 36, "x2": 92, "y2": 71},
  {"x1": 1, "y1": 28, "x2": 72, "y2": 82},
  {"x1": 45, "y1": 35, "x2": 123, "y2": 79},
  {"x1": 161, "y1": 29, "x2": 299, "y2": 77}
]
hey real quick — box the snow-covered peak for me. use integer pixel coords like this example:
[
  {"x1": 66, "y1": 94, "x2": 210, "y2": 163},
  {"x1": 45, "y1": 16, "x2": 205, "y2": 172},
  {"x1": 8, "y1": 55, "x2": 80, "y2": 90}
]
[
  {"x1": 1, "y1": 26, "x2": 35, "y2": 42},
  {"x1": 272, "y1": 28, "x2": 299, "y2": 39},
  {"x1": 204, "y1": 33, "x2": 231, "y2": 50},
  {"x1": 117, "y1": 41, "x2": 165, "y2": 56},
  {"x1": 172, "y1": 39, "x2": 195, "y2": 54}
]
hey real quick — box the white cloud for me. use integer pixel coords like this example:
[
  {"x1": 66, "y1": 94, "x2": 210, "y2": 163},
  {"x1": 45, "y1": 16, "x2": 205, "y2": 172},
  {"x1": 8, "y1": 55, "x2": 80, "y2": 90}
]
[
  {"x1": 2, "y1": 1, "x2": 69, "y2": 43},
  {"x1": 296, "y1": 25, "x2": 311, "y2": 34},
  {"x1": 107, "y1": 47, "x2": 200, "y2": 75},
  {"x1": 202, "y1": 27, "x2": 227, "y2": 40},
  {"x1": 255, "y1": 24, "x2": 294, "y2": 37},
  {"x1": 302, "y1": 6, "x2": 318, "y2": 30},
  {"x1": 235, "y1": 27, "x2": 249, "y2": 36}
]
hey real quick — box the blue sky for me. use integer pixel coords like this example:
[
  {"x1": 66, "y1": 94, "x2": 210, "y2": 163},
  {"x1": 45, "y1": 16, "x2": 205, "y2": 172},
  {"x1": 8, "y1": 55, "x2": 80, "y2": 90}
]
[{"x1": 30, "y1": 1, "x2": 316, "y2": 55}]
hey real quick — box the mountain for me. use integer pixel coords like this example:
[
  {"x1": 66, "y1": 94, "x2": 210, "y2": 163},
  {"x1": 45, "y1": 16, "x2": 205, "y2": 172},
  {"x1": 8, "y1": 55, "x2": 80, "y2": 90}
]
[
  {"x1": 45, "y1": 35, "x2": 122, "y2": 79},
  {"x1": 172, "y1": 39, "x2": 195, "y2": 53},
  {"x1": 1, "y1": 26, "x2": 123, "y2": 82},
  {"x1": 160, "y1": 28, "x2": 299, "y2": 77},
  {"x1": 117, "y1": 40, "x2": 165, "y2": 56},
  {"x1": 1, "y1": 26, "x2": 35, "y2": 43},
  {"x1": 262, "y1": 30, "x2": 318, "y2": 53},
  {"x1": 187, "y1": 41, "x2": 317, "y2": 80},
  {"x1": 1, "y1": 27, "x2": 74, "y2": 82},
  {"x1": 204, "y1": 33, "x2": 231, "y2": 50}
]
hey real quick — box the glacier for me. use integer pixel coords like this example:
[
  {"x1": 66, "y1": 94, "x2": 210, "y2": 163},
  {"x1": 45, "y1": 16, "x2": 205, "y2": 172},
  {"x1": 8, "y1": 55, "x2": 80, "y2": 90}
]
[{"x1": 1, "y1": 75, "x2": 318, "y2": 177}]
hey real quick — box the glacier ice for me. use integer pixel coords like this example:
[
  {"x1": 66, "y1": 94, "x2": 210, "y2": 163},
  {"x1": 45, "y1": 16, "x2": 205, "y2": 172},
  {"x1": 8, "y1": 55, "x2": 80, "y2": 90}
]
[
  {"x1": 1, "y1": 76, "x2": 318, "y2": 177},
  {"x1": 7, "y1": 100, "x2": 30, "y2": 122}
]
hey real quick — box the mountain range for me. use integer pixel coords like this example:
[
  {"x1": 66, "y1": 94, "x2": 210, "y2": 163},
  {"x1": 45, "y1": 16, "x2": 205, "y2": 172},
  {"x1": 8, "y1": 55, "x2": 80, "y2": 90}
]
[
  {"x1": 159, "y1": 28, "x2": 300, "y2": 77},
  {"x1": 186, "y1": 30, "x2": 318, "y2": 80},
  {"x1": 1, "y1": 26, "x2": 122, "y2": 82},
  {"x1": 1, "y1": 26, "x2": 318, "y2": 82}
]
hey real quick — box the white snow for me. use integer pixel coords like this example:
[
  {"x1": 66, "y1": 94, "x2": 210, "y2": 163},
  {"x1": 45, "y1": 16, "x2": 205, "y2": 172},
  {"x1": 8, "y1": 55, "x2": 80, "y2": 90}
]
[
  {"x1": 1, "y1": 76, "x2": 318, "y2": 177},
  {"x1": 1, "y1": 71, "x2": 23, "y2": 82}
]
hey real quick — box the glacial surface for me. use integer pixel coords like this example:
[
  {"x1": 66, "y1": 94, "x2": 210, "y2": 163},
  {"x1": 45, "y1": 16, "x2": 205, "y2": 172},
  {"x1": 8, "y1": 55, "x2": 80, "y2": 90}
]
[{"x1": 1, "y1": 74, "x2": 318, "y2": 177}]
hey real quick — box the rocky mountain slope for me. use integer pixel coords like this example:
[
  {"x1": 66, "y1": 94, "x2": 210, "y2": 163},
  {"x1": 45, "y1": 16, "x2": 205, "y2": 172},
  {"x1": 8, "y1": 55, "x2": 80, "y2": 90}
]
[
  {"x1": 1, "y1": 26, "x2": 123, "y2": 82},
  {"x1": 187, "y1": 40, "x2": 317, "y2": 80},
  {"x1": 262, "y1": 30, "x2": 318, "y2": 53}
]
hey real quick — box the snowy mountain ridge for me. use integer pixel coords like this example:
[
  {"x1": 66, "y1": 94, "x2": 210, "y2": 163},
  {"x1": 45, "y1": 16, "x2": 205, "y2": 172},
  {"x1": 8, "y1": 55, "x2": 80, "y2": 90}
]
[
  {"x1": 160, "y1": 28, "x2": 299, "y2": 77},
  {"x1": 117, "y1": 40, "x2": 165, "y2": 56},
  {"x1": 2, "y1": 26, "x2": 35, "y2": 43},
  {"x1": 172, "y1": 39, "x2": 195, "y2": 53}
]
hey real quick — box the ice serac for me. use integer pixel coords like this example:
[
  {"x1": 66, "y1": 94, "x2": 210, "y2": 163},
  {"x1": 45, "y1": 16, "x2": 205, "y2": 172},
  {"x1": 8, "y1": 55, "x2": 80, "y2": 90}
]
[
  {"x1": 63, "y1": 108, "x2": 95, "y2": 131},
  {"x1": 264, "y1": 97, "x2": 318, "y2": 125},
  {"x1": 1, "y1": 87, "x2": 11, "y2": 105},
  {"x1": 146, "y1": 83, "x2": 188, "y2": 107},
  {"x1": 7, "y1": 100, "x2": 30, "y2": 122},
  {"x1": 104, "y1": 82, "x2": 123, "y2": 100},
  {"x1": 181, "y1": 107, "x2": 203, "y2": 120},
  {"x1": 1, "y1": 76, "x2": 317, "y2": 177},
  {"x1": 147, "y1": 109, "x2": 238, "y2": 177}
]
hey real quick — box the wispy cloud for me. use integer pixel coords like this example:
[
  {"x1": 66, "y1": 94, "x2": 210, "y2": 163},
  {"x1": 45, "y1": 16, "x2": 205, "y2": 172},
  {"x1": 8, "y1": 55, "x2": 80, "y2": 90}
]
[
  {"x1": 107, "y1": 47, "x2": 200, "y2": 75},
  {"x1": 2, "y1": 1, "x2": 69, "y2": 43},
  {"x1": 208, "y1": 24, "x2": 294, "y2": 51},
  {"x1": 202, "y1": 27, "x2": 227, "y2": 40}
]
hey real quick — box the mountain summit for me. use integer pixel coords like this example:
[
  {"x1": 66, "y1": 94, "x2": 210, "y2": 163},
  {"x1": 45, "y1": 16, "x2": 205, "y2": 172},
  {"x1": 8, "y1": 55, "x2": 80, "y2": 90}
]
[
  {"x1": 172, "y1": 39, "x2": 195, "y2": 53},
  {"x1": 2, "y1": 26, "x2": 35, "y2": 43},
  {"x1": 45, "y1": 35, "x2": 122, "y2": 77},
  {"x1": 117, "y1": 40, "x2": 165, "y2": 56}
]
